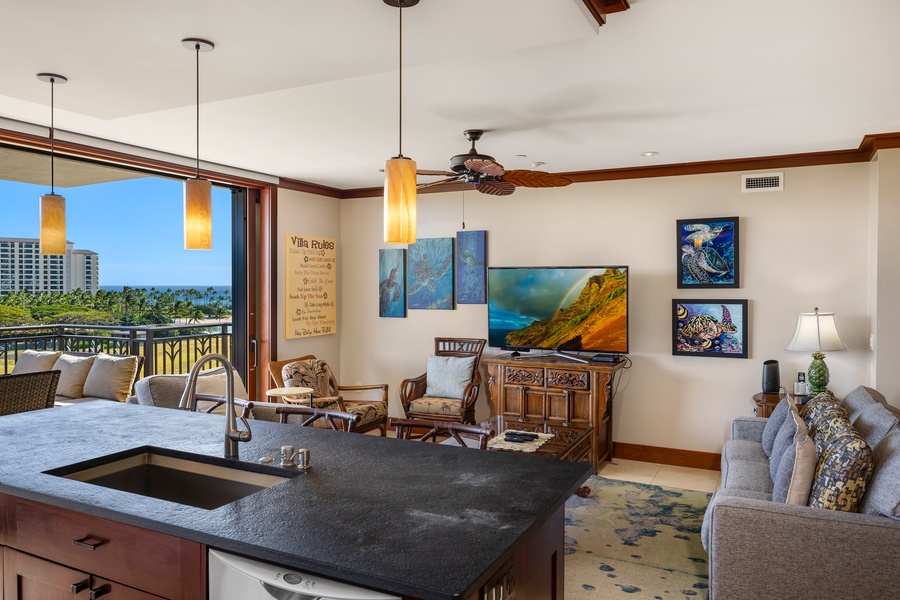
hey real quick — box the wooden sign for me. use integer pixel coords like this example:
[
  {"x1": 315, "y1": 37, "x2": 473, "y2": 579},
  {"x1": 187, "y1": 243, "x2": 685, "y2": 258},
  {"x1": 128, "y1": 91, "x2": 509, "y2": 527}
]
[{"x1": 285, "y1": 235, "x2": 337, "y2": 339}]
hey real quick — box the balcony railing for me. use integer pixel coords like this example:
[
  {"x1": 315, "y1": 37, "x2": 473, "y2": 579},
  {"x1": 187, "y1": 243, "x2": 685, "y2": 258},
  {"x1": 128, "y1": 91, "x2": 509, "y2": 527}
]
[{"x1": 0, "y1": 323, "x2": 232, "y2": 376}]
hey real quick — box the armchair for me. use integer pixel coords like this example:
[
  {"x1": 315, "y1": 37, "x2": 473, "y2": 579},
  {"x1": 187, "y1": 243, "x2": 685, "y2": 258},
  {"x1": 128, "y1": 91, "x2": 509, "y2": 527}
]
[
  {"x1": 267, "y1": 355, "x2": 388, "y2": 435},
  {"x1": 399, "y1": 337, "x2": 486, "y2": 425},
  {"x1": 0, "y1": 370, "x2": 60, "y2": 416}
]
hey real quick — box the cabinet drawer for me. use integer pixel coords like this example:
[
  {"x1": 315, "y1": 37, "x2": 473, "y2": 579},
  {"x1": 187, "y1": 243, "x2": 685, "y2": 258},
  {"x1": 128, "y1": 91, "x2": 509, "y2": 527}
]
[
  {"x1": 504, "y1": 367, "x2": 544, "y2": 387},
  {"x1": 546, "y1": 369, "x2": 590, "y2": 391},
  {"x1": 4, "y1": 496, "x2": 204, "y2": 599}
]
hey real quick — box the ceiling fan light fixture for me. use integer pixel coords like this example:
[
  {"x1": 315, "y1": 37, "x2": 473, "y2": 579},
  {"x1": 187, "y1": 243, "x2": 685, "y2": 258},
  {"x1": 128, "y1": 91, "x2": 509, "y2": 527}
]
[
  {"x1": 383, "y1": 0, "x2": 417, "y2": 244},
  {"x1": 36, "y1": 73, "x2": 68, "y2": 255},
  {"x1": 182, "y1": 38, "x2": 214, "y2": 250}
]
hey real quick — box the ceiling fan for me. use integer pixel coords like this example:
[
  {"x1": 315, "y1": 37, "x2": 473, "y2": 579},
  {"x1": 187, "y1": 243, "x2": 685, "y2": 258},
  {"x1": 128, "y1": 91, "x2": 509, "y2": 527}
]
[{"x1": 417, "y1": 129, "x2": 573, "y2": 196}]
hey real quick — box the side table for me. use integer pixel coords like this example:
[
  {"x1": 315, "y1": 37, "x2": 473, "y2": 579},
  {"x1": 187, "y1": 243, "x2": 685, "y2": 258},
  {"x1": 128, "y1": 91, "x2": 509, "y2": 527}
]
[
  {"x1": 266, "y1": 386, "x2": 314, "y2": 405},
  {"x1": 752, "y1": 392, "x2": 808, "y2": 418}
]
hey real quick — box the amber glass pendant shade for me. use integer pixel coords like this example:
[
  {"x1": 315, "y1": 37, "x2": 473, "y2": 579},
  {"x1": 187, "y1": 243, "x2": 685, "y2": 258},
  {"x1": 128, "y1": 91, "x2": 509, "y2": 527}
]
[
  {"x1": 184, "y1": 178, "x2": 213, "y2": 250},
  {"x1": 40, "y1": 193, "x2": 66, "y2": 255},
  {"x1": 384, "y1": 156, "x2": 417, "y2": 244}
]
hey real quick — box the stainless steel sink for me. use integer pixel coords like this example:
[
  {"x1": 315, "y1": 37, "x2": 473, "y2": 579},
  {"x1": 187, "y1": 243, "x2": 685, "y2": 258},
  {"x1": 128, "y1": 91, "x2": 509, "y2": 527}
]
[{"x1": 46, "y1": 446, "x2": 295, "y2": 510}]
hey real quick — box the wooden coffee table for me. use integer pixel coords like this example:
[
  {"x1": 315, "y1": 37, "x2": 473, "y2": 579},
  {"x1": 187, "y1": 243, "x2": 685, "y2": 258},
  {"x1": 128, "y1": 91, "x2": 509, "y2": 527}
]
[{"x1": 486, "y1": 415, "x2": 593, "y2": 463}]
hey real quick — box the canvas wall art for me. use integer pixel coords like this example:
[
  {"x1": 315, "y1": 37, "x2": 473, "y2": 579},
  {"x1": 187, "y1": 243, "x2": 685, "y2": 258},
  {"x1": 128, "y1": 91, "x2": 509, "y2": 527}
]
[
  {"x1": 456, "y1": 230, "x2": 487, "y2": 304},
  {"x1": 677, "y1": 216, "x2": 739, "y2": 288},
  {"x1": 673, "y1": 300, "x2": 748, "y2": 358},
  {"x1": 407, "y1": 237, "x2": 454, "y2": 310},
  {"x1": 378, "y1": 248, "x2": 406, "y2": 318}
]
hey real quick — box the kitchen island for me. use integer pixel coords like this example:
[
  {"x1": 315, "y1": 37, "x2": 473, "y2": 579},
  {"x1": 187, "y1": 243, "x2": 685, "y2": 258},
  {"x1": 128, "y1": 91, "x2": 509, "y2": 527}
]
[{"x1": 0, "y1": 402, "x2": 591, "y2": 599}]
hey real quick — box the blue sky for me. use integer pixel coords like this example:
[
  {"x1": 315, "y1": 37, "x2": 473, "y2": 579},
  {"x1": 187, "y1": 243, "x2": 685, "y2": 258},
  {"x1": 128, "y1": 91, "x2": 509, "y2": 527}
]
[{"x1": 1, "y1": 177, "x2": 232, "y2": 286}]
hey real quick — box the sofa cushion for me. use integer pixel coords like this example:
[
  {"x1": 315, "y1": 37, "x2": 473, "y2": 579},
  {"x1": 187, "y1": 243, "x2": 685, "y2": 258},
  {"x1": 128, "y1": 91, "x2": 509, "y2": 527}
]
[
  {"x1": 771, "y1": 408, "x2": 816, "y2": 505},
  {"x1": 424, "y1": 355, "x2": 476, "y2": 400},
  {"x1": 841, "y1": 385, "x2": 888, "y2": 422},
  {"x1": 193, "y1": 366, "x2": 250, "y2": 400},
  {"x1": 770, "y1": 402, "x2": 807, "y2": 482},
  {"x1": 11, "y1": 350, "x2": 62, "y2": 374},
  {"x1": 853, "y1": 403, "x2": 899, "y2": 449},
  {"x1": 82, "y1": 353, "x2": 140, "y2": 402},
  {"x1": 859, "y1": 429, "x2": 900, "y2": 519},
  {"x1": 723, "y1": 439, "x2": 767, "y2": 464},
  {"x1": 808, "y1": 431, "x2": 873, "y2": 512},
  {"x1": 722, "y1": 459, "x2": 774, "y2": 494},
  {"x1": 52, "y1": 353, "x2": 96, "y2": 398},
  {"x1": 761, "y1": 396, "x2": 791, "y2": 458}
]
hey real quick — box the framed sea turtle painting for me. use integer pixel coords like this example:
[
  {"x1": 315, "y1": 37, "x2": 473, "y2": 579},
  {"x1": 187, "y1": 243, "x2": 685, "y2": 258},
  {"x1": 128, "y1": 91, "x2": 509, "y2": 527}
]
[
  {"x1": 456, "y1": 230, "x2": 487, "y2": 304},
  {"x1": 408, "y1": 237, "x2": 455, "y2": 310},
  {"x1": 378, "y1": 248, "x2": 406, "y2": 318},
  {"x1": 673, "y1": 300, "x2": 748, "y2": 358},
  {"x1": 677, "y1": 216, "x2": 739, "y2": 288}
]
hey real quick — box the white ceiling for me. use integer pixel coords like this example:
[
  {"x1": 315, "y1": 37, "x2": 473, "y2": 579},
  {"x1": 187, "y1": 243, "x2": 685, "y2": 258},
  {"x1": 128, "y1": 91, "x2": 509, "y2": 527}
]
[{"x1": 2, "y1": 0, "x2": 900, "y2": 191}]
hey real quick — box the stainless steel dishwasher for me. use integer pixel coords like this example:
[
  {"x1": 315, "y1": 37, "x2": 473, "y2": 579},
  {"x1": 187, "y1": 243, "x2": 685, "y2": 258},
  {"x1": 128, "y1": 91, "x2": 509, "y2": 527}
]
[{"x1": 208, "y1": 549, "x2": 402, "y2": 600}]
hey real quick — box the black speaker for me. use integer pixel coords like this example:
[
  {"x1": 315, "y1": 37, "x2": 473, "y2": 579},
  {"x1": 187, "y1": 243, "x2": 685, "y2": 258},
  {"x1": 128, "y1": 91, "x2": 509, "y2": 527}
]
[{"x1": 762, "y1": 360, "x2": 780, "y2": 394}]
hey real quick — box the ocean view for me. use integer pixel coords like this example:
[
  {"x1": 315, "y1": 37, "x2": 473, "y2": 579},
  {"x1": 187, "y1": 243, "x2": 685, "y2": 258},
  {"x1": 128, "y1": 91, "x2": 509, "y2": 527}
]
[{"x1": 100, "y1": 285, "x2": 232, "y2": 296}]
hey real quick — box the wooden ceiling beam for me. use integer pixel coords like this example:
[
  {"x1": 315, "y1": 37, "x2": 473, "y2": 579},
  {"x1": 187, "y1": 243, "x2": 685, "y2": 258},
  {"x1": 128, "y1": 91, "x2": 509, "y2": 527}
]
[{"x1": 580, "y1": 0, "x2": 631, "y2": 28}]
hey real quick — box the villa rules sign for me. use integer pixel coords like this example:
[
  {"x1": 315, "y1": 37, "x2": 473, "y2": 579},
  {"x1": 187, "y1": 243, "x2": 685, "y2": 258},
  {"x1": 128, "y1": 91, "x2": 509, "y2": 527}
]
[{"x1": 285, "y1": 234, "x2": 337, "y2": 339}]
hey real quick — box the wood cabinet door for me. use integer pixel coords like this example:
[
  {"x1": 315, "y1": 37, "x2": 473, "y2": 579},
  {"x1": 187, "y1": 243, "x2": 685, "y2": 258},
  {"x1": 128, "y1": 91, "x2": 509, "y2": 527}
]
[
  {"x1": 88, "y1": 578, "x2": 165, "y2": 600},
  {"x1": 3, "y1": 547, "x2": 88, "y2": 600}
]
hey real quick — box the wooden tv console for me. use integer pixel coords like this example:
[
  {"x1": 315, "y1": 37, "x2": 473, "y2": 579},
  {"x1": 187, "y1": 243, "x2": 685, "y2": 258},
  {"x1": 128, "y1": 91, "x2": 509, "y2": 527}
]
[{"x1": 484, "y1": 354, "x2": 625, "y2": 474}]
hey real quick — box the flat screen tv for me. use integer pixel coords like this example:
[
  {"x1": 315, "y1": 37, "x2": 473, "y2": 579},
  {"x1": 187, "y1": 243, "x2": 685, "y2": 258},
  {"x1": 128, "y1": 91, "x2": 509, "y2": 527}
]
[{"x1": 487, "y1": 266, "x2": 628, "y2": 359}]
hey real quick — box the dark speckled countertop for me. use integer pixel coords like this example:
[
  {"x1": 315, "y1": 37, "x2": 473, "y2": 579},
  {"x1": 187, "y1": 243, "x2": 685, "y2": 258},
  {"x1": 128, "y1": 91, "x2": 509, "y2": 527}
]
[{"x1": 0, "y1": 402, "x2": 591, "y2": 599}]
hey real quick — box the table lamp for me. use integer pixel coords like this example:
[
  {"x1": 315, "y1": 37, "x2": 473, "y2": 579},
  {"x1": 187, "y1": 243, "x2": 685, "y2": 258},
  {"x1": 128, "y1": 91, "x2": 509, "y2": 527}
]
[{"x1": 786, "y1": 307, "x2": 847, "y2": 395}]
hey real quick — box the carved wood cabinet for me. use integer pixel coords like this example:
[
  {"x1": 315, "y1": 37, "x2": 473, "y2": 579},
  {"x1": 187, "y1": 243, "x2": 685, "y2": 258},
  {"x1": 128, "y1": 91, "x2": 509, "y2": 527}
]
[{"x1": 485, "y1": 354, "x2": 624, "y2": 473}]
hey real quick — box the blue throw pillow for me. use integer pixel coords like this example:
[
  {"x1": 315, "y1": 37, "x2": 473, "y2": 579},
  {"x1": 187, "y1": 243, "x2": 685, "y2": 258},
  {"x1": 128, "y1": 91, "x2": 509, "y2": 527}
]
[
  {"x1": 424, "y1": 355, "x2": 476, "y2": 399},
  {"x1": 762, "y1": 396, "x2": 792, "y2": 458}
]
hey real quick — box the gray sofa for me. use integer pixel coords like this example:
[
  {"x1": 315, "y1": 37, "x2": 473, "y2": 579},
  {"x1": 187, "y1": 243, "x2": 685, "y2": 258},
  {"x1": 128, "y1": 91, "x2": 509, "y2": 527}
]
[{"x1": 702, "y1": 386, "x2": 900, "y2": 599}]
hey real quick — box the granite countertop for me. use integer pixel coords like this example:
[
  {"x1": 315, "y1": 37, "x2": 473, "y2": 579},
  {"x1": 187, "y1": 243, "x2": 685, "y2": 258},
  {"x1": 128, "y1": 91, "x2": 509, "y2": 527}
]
[{"x1": 0, "y1": 402, "x2": 591, "y2": 600}]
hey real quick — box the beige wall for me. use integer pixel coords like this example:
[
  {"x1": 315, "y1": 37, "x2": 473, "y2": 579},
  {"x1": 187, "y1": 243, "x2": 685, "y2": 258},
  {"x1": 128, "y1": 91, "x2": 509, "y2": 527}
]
[
  {"x1": 872, "y1": 149, "x2": 900, "y2": 401},
  {"x1": 278, "y1": 161, "x2": 884, "y2": 454}
]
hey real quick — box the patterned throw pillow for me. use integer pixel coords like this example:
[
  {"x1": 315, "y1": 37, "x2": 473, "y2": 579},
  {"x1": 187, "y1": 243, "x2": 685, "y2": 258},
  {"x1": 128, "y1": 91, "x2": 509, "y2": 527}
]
[
  {"x1": 770, "y1": 402, "x2": 806, "y2": 483},
  {"x1": 808, "y1": 432, "x2": 874, "y2": 512},
  {"x1": 811, "y1": 406, "x2": 854, "y2": 454},
  {"x1": 772, "y1": 409, "x2": 817, "y2": 505},
  {"x1": 762, "y1": 397, "x2": 792, "y2": 458},
  {"x1": 800, "y1": 391, "x2": 839, "y2": 423},
  {"x1": 282, "y1": 360, "x2": 332, "y2": 397}
]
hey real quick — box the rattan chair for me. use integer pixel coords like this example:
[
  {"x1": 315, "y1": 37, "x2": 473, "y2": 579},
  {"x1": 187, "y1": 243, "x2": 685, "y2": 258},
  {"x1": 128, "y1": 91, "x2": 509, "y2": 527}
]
[
  {"x1": 275, "y1": 405, "x2": 361, "y2": 432},
  {"x1": 399, "y1": 337, "x2": 486, "y2": 425},
  {"x1": 389, "y1": 417, "x2": 495, "y2": 450},
  {"x1": 0, "y1": 370, "x2": 61, "y2": 416},
  {"x1": 267, "y1": 355, "x2": 388, "y2": 435}
]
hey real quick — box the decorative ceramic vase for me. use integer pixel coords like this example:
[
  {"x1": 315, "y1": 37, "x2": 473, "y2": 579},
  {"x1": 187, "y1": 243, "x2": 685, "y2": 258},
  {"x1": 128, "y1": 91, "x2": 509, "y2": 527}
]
[{"x1": 807, "y1": 351, "x2": 829, "y2": 395}]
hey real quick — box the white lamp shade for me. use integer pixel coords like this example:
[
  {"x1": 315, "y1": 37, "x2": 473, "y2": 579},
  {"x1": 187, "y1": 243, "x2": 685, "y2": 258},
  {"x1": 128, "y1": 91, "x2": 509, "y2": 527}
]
[
  {"x1": 384, "y1": 157, "x2": 417, "y2": 244},
  {"x1": 786, "y1": 311, "x2": 847, "y2": 352},
  {"x1": 40, "y1": 193, "x2": 66, "y2": 255},
  {"x1": 184, "y1": 177, "x2": 212, "y2": 250}
]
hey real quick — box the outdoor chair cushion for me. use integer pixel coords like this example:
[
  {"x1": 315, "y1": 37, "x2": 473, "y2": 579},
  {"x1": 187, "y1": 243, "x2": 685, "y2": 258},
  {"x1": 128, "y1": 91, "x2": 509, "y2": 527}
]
[
  {"x1": 83, "y1": 353, "x2": 140, "y2": 402},
  {"x1": 52, "y1": 353, "x2": 96, "y2": 398},
  {"x1": 11, "y1": 350, "x2": 62, "y2": 374}
]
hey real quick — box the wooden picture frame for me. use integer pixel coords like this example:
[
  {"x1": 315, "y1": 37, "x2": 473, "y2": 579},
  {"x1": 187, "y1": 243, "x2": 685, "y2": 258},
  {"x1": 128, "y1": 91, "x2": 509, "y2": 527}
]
[
  {"x1": 677, "y1": 216, "x2": 739, "y2": 288},
  {"x1": 673, "y1": 299, "x2": 748, "y2": 358}
]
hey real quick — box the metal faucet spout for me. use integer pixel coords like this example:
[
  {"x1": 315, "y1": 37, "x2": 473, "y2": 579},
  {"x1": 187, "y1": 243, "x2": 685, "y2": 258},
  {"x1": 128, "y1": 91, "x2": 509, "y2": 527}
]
[{"x1": 178, "y1": 353, "x2": 251, "y2": 459}]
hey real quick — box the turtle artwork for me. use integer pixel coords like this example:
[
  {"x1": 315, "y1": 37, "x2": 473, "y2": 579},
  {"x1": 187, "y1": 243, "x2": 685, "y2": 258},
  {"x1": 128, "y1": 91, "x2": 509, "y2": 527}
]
[
  {"x1": 676, "y1": 217, "x2": 739, "y2": 288},
  {"x1": 407, "y1": 237, "x2": 455, "y2": 310},
  {"x1": 456, "y1": 230, "x2": 487, "y2": 304},
  {"x1": 673, "y1": 300, "x2": 748, "y2": 358}
]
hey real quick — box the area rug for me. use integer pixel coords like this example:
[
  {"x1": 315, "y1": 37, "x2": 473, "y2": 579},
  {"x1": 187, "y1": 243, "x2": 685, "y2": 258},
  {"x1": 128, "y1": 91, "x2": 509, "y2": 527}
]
[{"x1": 565, "y1": 476, "x2": 711, "y2": 599}]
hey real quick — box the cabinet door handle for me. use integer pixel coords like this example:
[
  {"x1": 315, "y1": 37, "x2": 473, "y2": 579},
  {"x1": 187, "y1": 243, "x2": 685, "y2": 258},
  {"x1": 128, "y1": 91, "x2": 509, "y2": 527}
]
[
  {"x1": 72, "y1": 535, "x2": 106, "y2": 550},
  {"x1": 89, "y1": 583, "x2": 111, "y2": 599},
  {"x1": 71, "y1": 580, "x2": 89, "y2": 593}
]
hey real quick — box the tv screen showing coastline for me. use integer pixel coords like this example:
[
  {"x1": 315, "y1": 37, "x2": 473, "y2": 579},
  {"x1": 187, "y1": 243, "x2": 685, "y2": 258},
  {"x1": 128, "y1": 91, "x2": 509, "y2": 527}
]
[{"x1": 487, "y1": 266, "x2": 628, "y2": 354}]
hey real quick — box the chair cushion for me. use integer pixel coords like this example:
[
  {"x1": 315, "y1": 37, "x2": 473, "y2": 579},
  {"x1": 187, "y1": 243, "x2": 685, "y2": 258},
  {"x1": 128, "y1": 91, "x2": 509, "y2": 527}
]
[
  {"x1": 11, "y1": 350, "x2": 62, "y2": 374},
  {"x1": 860, "y1": 429, "x2": 900, "y2": 519},
  {"x1": 82, "y1": 354, "x2": 139, "y2": 402},
  {"x1": 771, "y1": 409, "x2": 816, "y2": 505},
  {"x1": 853, "y1": 402, "x2": 899, "y2": 449},
  {"x1": 282, "y1": 360, "x2": 332, "y2": 397},
  {"x1": 51, "y1": 353, "x2": 95, "y2": 398},
  {"x1": 842, "y1": 385, "x2": 888, "y2": 422},
  {"x1": 808, "y1": 431, "x2": 874, "y2": 512},
  {"x1": 424, "y1": 355, "x2": 476, "y2": 400},
  {"x1": 344, "y1": 400, "x2": 387, "y2": 428},
  {"x1": 409, "y1": 396, "x2": 463, "y2": 417},
  {"x1": 194, "y1": 366, "x2": 250, "y2": 400},
  {"x1": 762, "y1": 396, "x2": 792, "y2": 457}
]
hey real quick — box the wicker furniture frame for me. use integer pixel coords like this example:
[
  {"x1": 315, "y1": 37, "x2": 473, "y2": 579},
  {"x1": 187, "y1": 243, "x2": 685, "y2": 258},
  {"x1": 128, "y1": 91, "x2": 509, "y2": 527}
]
[
  {"x1": 0, "y1": 370, "x2": 61, "y2": 416},
  {"x1": 274, "y1": 405, "x2": 361, "y2": 432},
  {"x1": 390, "y1": 417, "x2": 495, "y2": 450}
]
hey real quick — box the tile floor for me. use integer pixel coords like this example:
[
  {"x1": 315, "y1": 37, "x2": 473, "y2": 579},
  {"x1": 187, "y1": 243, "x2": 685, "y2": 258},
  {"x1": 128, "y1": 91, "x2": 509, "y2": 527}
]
[{"x1": 596, "y1": 458, "x2": 721, "y2": 493}]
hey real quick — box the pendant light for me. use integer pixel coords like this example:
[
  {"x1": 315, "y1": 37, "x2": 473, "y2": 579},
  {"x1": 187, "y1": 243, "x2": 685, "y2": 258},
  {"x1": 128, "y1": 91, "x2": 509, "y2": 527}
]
[
  {"x1": 383, "y1": 0, "x2": 419, "y2": 244},
  {"x1": 36, "y1": 73, "x2": 68, "y2": 255},
  {"x1": 182, "y1": 38, "x2": 215, "y2": 250}
]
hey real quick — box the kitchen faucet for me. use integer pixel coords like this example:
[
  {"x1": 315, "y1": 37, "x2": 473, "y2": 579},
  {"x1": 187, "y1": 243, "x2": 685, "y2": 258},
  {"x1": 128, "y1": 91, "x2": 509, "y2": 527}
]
[{"x1": 178, "y1": 353, "x2": 251, "y2": 459}]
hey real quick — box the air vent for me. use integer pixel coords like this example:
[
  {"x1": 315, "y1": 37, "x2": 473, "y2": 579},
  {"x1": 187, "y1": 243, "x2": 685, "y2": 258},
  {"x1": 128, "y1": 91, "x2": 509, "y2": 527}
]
[{"x1": 742, "y1": 172, "x2": 783, "y2": 192}]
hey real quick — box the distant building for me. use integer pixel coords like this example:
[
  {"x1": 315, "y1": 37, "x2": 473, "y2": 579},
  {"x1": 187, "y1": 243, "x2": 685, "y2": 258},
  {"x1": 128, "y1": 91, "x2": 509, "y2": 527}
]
[{"x1": 0, "y1": 238, "x2": 99, "y2": 294}]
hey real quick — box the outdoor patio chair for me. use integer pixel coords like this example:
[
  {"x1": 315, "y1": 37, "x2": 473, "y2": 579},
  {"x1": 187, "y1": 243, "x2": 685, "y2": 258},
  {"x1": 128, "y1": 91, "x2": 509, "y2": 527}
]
[{"x1": 0, "y1": 370, "x2": 61, "y2": 416}]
